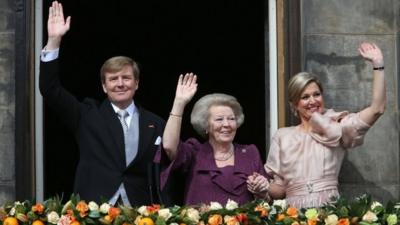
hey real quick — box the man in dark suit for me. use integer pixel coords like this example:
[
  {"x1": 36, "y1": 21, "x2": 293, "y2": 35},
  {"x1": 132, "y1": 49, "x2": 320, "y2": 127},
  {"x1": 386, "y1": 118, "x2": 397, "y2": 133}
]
[{"x1": 40, "y1": 1, "x2": 165, "y2": 206}]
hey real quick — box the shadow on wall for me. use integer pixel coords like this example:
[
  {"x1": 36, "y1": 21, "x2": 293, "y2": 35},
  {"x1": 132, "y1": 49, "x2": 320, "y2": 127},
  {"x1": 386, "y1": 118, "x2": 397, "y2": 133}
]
[{"x1": 339, "y1": 157, "x2": 395, "y2": 203}]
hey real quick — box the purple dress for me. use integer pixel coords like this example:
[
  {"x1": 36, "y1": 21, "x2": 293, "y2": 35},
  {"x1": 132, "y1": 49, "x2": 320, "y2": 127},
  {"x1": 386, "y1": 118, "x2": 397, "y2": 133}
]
[{"x1": 155, "y1": 138, "x2": 267, "y2": 206}]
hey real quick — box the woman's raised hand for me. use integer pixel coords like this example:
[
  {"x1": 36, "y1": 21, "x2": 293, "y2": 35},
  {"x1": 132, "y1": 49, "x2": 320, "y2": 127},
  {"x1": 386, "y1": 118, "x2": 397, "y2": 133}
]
[
  {"x1": 358, "y1": 42, "x2": 384, "y2": 67},
  {"x1": 175, "y1": 73, "x2": 198, "y2": 105}
]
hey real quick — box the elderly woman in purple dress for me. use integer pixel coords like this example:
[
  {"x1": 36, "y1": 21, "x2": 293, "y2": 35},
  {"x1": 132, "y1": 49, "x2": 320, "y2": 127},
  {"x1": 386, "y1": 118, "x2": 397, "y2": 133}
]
[
  {"x1": 156, "y1": 73, "x2": 269, "y2": 205},
  {"x1": 248, "y1": 42, "x2": 386, "y2": 208}
]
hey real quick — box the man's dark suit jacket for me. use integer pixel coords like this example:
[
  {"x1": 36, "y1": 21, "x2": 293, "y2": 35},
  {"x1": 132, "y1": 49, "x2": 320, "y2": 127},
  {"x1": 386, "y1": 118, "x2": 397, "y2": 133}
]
[{"x1": 39, "y1": 59, "x2": 165, "y2": 206}]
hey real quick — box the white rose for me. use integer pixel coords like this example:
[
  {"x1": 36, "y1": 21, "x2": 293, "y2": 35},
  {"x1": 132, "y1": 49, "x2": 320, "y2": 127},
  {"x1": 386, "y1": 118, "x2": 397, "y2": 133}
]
[
  {"x1": 324, "y1": 214, "x2": 338, "y2": 225},
  {"x1": 9, "y1": 207, "x2": 16, "y2": 216},
  {"x1": 273, "y1": 199, "x2": 287, "y2": 210},
  {"x1": 47, "y1": 211, "x2": 60, "y2": 224},
  {"x1": 99, "y1": 203, "x2": 111, "y2": 214},
  {"x1": 158, "y1": 209, "x2": 172, "y2": 221},
  {"x1": 137, "y1": 206, "x2": 149, "y2": 216},
  {"x1": 225, "y1": 199, "x2": 238, "y2": 210},
  {"x1": 362, "y1": 211, "x2": 378, "y2": 223},
  {"x1": 209, "y1": 202, "x2": 223, "y2": 210},
  {"x1": 169, "y1": 223, "x2": 179, "y2": 225},
  {"x1": 88, "y1": 201, "x2": 99, "y2": 211},
  {"x1": 371, "y1": 201, "x2": 383, "y2": 210},
  {"x1": 262, "y1": 202, "x2": 270, "y2": 210},
  {"x1": 186, "y1": 208, "x2": 200, "y2": 223}
]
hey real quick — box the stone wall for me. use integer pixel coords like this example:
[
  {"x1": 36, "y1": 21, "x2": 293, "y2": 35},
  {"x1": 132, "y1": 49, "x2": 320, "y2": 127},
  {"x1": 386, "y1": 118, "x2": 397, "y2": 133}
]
[
  {"x1": 0, "y1": 0, "x2": 15, "y2": 203},
  {"x1": 301, "y1": 0, "x2": 399, "y2": 202}
]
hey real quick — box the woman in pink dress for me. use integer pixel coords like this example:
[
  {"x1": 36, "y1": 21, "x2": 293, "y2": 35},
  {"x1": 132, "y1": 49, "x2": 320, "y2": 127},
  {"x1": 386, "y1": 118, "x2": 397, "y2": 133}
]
[{"x1": 247, "y1": 42, "x2": 386, "y2": 208}]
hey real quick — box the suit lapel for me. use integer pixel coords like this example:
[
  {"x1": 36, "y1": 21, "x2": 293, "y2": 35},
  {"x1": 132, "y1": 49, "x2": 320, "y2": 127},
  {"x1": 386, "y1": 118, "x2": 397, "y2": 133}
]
[{"x1": 99, "y1": 99, "x2": 126, "y2": 166}]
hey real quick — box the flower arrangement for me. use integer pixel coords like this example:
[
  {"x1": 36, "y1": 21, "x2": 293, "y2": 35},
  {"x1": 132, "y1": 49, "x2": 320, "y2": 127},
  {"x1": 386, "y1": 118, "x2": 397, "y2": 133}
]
[{"x1": 0, "y1": 194, "x2": 399, "y2": 225}]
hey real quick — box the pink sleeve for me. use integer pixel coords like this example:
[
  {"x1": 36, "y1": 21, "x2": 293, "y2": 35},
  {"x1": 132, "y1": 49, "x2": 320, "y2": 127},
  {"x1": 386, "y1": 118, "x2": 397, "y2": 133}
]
[
  {"x1": 340, "y1": 113, "x2": 371, "y2": 148},
  {"x1": 309, "y1": 109, "x2": 371, "y2": 149},
  {"x1": 265, "y1": 132, "x2": 287, "y2": 186}
]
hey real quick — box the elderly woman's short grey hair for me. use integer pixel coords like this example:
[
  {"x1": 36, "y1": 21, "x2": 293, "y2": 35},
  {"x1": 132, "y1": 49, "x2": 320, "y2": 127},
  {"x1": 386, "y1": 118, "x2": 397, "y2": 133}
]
[
  {"x1": 190, "y1": 93, "x2": 245, "y2": 138},
  {"x1": 288, "y1": 72, "x2": 324, "y2": 115}
]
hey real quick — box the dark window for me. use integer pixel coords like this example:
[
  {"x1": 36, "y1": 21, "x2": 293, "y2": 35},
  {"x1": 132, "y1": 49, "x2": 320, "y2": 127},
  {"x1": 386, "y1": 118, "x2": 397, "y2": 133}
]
[{"x1": 42, "y1": 0, "x2": 266, "y2": 199}]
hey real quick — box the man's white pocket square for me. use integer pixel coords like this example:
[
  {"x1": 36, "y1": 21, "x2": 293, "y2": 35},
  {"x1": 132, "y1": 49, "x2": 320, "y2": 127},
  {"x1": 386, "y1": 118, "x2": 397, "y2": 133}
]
[{"x1": 154, "y1": 136, "x2": 162, "y2": 145}]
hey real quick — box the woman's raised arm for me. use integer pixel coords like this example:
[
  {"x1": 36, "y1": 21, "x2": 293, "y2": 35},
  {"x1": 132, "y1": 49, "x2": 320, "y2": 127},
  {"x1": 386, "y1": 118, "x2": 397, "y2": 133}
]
[
  {"x1": 162, "y1": 73, "x2": 198, "y2": 160},
  {"x1": 358, "y1": 42, "x2": 386, "y2": 125}
]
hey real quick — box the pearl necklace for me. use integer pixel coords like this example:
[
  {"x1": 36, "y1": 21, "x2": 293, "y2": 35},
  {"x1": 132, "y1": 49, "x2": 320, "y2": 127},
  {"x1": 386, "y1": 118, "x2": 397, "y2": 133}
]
[{"x1": 214, "y1": 145, "x2": 234, "y2": 161}]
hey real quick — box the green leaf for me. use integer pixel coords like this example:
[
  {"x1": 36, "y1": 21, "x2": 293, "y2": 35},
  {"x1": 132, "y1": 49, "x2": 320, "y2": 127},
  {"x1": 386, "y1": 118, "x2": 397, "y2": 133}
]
[
  {"x1": 61, "y1": 200, "x2": 74, "y2": 214},
  {"x1": 155, "y1": 217, "x2": 166, "y2": 225},
  {"x1": 337, "y1": 206, "x2": 349, "y2": 217},
  {"x1": 114, "y1": 216, "x2": 125, "y2": 225}
]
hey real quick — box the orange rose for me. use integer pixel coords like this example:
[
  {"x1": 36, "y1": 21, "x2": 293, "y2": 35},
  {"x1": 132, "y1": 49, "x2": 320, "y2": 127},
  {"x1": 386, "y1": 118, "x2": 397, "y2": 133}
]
[
  {"x1": 31, "y1": 203, "x2": 45, "y2": 214},
  {"x1": 3, "y1": 217, "x2": 18, "y2": 225},
  {"x1": 286, "y1": 207, "x2": 298, "y2": 218},
  {"x1": 307, "y1": 219, "x2": 317, "y2": 225},
  {"x1": 31, "y1": 220, "x2": 45, "y2": 225},
  {"x1": 208, "y1": 215, "x2": 223, "y2": 225},
  {"x1": 338, "y1": 218, "x2": 350, "y2": 225},
  {"x1": 104, "y1": 215, "x2": 113, "y2": 224},
  {"x1": 138, "y1": 217, "x2": 154, "y2": 225},
  {"x1": 76, "y1": 201, "x2": 89, "y2": 218},
  {"x1": 255, "y1": 205, "x2": 268, "y2": 217},
  {"x1": 108, "y1": 207, "x2": 121, "y2": 220},
  {"x1": 277, "y1": 214, "x2": 285, "y2": 221}
]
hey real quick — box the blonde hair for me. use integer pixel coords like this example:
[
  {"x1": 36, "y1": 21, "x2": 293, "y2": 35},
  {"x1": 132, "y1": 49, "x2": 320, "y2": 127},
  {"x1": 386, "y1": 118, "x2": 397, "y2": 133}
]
[
  {"x1": 100, "y1": 56, "x2": 140, "y2": 83},
  {"x1": 288, "y1": 72, "x2": 323, "y2": 115},
  {"x1": 190, "y1": 93, "x2": 244, "y2": 138}
]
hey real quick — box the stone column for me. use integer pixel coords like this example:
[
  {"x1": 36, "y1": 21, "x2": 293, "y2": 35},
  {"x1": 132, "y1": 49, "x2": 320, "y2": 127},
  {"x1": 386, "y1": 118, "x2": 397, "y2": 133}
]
[
  {"x1": 0, "y1": 0, "x2": 16, "y2": 203},
  {"x1": 301, "y1": 0, "x2": 399, "y2": 202}
]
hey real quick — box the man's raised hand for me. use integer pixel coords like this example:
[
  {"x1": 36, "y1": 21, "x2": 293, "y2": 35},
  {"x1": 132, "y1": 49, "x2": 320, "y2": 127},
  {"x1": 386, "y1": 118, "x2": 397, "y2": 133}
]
[{"x1": 46, "y1": 1, "x2": 71, "y2": 50}]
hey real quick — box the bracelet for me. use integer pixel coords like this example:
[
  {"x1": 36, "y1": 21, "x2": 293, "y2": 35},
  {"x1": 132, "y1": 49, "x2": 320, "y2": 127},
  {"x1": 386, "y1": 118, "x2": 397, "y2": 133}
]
[
  {"x1": 169, "y1": 113, "x2": 182, "y2": 118},
  {"x1": 373, "y1": 66, "x2": 384, "y2": 71}
]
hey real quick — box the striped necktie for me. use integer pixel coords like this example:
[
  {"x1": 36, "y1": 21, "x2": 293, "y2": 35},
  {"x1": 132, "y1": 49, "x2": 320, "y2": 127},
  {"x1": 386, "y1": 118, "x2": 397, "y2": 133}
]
[{"x1": 117, "y1": 110, "x2": 129, "y2": 134}]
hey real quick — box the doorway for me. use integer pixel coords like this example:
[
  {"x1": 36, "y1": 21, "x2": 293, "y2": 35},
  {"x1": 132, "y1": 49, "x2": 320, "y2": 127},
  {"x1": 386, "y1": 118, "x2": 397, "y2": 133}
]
[{"x1": 42, "y1": 0, "x2": 267, "y2": 200}]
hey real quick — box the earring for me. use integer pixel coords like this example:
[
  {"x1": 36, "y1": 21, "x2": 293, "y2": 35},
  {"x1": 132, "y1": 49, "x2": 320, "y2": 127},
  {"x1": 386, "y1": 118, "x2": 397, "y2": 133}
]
[
  {"x1": 293, "y1": 110, "x2": 298, "y2": 117},
  {"x1": 290, "y1": 105, "x2": 298, "y2": 117}
]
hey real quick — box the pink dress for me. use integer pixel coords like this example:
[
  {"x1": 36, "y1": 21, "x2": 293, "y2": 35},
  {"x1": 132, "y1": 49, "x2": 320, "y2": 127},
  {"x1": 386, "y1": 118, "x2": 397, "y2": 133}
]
[{"x1": 265, "y1": 109, "x2": 371, "y2": 208}]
